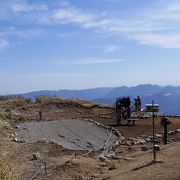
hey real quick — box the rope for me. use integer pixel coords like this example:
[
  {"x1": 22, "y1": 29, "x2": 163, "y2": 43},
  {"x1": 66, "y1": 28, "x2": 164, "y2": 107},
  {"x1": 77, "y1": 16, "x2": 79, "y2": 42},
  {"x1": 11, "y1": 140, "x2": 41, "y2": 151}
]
[
  {"x1": 96, "y1": 129, "x2": 113, "y2": 152},
  {"x1": 29, "y1": 166, "x2": 44, "y2": 180}
]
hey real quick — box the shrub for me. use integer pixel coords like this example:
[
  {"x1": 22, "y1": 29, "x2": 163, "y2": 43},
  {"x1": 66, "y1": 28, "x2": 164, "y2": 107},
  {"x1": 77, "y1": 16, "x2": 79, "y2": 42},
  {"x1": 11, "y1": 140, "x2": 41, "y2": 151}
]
[{"x1": 9, "y1": 99, "x2": 27, "y2": 107}]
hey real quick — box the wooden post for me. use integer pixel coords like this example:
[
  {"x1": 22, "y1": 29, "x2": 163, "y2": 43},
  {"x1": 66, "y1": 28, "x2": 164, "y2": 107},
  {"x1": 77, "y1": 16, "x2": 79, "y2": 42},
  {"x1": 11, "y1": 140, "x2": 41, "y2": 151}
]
[
  {"x1": 39, "y1": 111, "x2": 42, "y2": 120},
  {"x1": 44, "y1": 162, "x2": 47, "y2": 176}
]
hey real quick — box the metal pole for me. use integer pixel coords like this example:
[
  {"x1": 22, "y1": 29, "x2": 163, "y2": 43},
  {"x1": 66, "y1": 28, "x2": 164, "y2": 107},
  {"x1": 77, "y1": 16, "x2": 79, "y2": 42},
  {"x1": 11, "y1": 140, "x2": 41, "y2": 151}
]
[{"x1": 152, "y1": 100, "x2": 156, "y2": 162}]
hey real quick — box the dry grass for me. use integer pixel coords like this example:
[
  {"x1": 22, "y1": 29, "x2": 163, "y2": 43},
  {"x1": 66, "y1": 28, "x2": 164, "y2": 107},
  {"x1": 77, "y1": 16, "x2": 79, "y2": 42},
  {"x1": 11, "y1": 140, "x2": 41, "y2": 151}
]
[
  {"x1": 35, "y1": 96, "x2": 97, "y2": 108},
  {"x1": 0, "y1": 159, "x2": 15, "y2": 180}
]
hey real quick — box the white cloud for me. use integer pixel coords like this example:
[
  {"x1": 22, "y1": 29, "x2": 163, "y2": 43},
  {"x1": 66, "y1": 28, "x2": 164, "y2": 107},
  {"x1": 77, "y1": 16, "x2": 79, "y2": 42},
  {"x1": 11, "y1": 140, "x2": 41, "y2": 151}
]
[
  {"x1": 10, "y1": 3, "x2": 31, "y2": 12},
  {"x1": 149, "y1": 1, "x2": 180, "y2": 21},
  {"x1": 104, "y1": 45, "x2": 119, "y2": 53},
  {"x1": 0, "y1": 27, "x2": 43, "y2": 38},
  {"x1": 163, "y1": 93, "x2": 172, "y2": 96},
  {"x1": 133, "y1": 33, "x2": 180, "y2": 49},
  {"x1": 53, "y1": 7, "x2": 96, "y2": 27},
  {"x1": 68, "y1": 57, "x2": 124, "y2": 65},
  {"x1": 2, "y1": 0, "x2": 180, "y2": 49},
  {"x1": 9, "y1": 2, "x2": 48, "y2": 13},
  {"x1": 51, "y1": 1, "x2": 180, "y2": 49},
  {"x1": 0, "y1": 39, "x2": 10, "y2": 50}
]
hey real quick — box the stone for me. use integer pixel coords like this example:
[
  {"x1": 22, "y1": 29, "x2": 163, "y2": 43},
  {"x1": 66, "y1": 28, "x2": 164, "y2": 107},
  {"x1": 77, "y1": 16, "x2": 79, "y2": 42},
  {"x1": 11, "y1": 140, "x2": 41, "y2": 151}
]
[
  {"x1": 32, "y1": 153, "x2": 41, "y2": 160},
  {"x1": 139, "y1": 135, "x2": 147, "y2": 138},
  {"x1": 101, "y1": 176, "x2": 111, "y2": 180},
  {"x1": 138, "y1": 139, "x2": 146, "y2": 144},
  {"x1": 156, "y1": 134, "x2": 163, "y2": 138},
  {"x1": 168, "y1": 131, "x2": 175, "y2": 135},
  {"x1": 13, "y1": 138, "x2": 18, "y2": 142},
  {"x1": 13, "y1": 138, "x2": 25, "y2": 143},
  {"x1": 126, "y1": 141, "x2": 132, "y2": 146},
  {"x1": 108, "y1": 164, "x2": 117, "y2": 170},
  {"x1": 14, "y1": 125, "x2": 19, "y2": 129},
  {"x1": 99, "y1": 154, "x2": 108, "y2": 162},
  {"x1": 98, "y1": 162, "x2": 108, "y2": 167},
  {"x1": 105, "y1": 151, "x2": 116, "y2": 158},
  {"x1": 11, "y1": 133, "x2": 15, "y2": 138},
  {"x1": 74, "y1": 174, "x2": 88, "y2": 180},
  {"x1": 111, "y1": 155, "x2": 123, "y2": 160},
  {"x1": 144, "y1": 138, "x2": 151, "y2": 142}
]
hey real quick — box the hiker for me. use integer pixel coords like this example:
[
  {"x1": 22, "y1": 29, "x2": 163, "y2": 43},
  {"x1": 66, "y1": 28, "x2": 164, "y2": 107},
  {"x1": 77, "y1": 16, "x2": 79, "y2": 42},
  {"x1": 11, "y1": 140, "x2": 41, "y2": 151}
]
[
  {"x1": 115, "y1": 97, "x2": 131, "y2": 124},
  {"x1": 134, "y1": 98, "x2": 138, "y2": 112},
  {"x1": 136, "y1": 96, "x2": 141, "y2": 112},
  {"x1": 161, "y1": 116, "x2": 171, "y2": 145},
  {"x1": 125, "y1": 97, "x2": 131, "y2": 118},
  {"x1": 115, "y1": 97, "x2": 125, "y2": 124}
]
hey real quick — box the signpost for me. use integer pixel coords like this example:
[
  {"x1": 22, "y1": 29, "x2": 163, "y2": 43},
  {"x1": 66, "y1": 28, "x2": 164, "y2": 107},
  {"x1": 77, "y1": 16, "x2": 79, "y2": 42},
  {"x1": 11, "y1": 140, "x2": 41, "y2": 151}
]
[
  {"x1": 152, "y1": 100, "x2": 156, "y2": 162},
  {"x1": 145, "y1": 101, "x2": 160, "y2": 163}
]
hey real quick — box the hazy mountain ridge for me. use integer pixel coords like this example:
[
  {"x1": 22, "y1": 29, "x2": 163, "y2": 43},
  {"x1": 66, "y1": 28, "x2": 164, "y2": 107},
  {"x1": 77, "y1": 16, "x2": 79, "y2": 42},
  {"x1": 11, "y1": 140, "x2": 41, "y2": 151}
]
[
  {"x1": 21, "y1": 87, "x2": 114, "y2": 101},
  {"x1": 21, "y1": 84, "x2": 180, "y2": 115}
]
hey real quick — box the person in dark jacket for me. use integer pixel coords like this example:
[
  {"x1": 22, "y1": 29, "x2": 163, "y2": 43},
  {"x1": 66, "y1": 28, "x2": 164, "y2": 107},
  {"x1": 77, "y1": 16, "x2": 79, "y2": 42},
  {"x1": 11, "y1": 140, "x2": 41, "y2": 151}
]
[
  {"x1": 125, "y1": 97, "x2": 131, "y2": 118},
  {"x1": 136, "y1": 96, "x2": 141, "y2": 112}
]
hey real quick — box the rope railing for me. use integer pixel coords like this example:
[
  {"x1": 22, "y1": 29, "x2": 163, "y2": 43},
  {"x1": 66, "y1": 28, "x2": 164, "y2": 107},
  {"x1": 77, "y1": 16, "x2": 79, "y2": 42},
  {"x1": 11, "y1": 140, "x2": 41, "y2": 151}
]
[{"x1": 28, "y1": 152, "x2": 76, "y2": 179}]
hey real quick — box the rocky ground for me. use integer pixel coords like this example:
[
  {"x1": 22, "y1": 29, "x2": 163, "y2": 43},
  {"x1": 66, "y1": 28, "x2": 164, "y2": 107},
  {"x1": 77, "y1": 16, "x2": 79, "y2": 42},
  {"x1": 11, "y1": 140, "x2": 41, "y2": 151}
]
[{"x1": 0, "y1": 97, "x2": 180, "y2": 180}]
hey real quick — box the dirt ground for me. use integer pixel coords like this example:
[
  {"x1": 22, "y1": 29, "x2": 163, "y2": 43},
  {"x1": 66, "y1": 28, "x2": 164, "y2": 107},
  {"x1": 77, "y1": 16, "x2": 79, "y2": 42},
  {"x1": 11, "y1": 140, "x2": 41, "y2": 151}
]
[
  {"x1": 0, "y1": 97, "x2": 180, "y2": 179},
  {"x1": 107, "y1": 142, "x2": 180, "y2": 180},
  {"x1": 115, "y1": 117, "x2": 180, "y2": 139}
]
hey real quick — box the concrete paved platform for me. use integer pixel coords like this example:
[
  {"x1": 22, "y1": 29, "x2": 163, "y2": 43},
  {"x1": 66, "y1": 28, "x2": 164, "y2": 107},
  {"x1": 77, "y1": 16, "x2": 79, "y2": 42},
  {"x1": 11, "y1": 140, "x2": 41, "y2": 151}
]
[{"x1": 17, "y1": 119, "x2": 121, "y2": 151}]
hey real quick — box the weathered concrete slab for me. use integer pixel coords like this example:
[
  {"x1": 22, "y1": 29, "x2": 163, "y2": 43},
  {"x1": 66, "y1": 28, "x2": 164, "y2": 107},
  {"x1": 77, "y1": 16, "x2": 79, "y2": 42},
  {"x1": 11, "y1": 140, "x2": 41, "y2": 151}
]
[{"x1": 17, "y1": 119, "x2": 122, "y2": 151}]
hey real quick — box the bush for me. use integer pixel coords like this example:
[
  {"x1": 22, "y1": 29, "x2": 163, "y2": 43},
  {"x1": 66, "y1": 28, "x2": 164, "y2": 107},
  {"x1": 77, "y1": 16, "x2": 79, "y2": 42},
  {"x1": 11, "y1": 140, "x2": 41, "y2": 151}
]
[
  {"x1": 9, "y1": 99, "x2": 27, "y2": 107},
  {"x1": 35, "y1": 96, "x2": 45, "y2": 103}
]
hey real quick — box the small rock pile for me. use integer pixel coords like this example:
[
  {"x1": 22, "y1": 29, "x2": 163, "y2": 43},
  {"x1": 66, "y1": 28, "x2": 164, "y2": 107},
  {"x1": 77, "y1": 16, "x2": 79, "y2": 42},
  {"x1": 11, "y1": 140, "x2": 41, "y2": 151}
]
[{"x1": 125, "y1": 129, "x2": 180, "y2": 145}]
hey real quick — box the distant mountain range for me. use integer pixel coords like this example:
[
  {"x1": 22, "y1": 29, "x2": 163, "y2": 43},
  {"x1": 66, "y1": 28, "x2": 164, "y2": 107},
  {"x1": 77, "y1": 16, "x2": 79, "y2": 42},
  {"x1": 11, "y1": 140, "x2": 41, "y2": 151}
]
[{"x1": 21, "y1": 84, "x2": 180, "y2": 115}]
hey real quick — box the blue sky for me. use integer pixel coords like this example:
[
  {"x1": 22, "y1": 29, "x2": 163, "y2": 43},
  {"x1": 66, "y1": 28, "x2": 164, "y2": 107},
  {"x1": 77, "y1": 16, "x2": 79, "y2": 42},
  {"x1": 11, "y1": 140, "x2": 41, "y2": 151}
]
[{"x1": 1, "y1": 0, "x2": 180, "y2": 93}]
